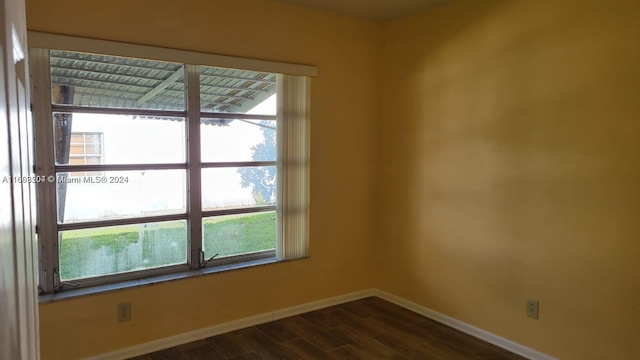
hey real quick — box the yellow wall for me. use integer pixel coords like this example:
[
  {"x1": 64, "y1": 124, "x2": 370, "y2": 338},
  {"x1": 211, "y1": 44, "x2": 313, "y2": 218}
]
[
  {"x1": 27, "y1": 0, "x2": 380, "y2": 358},
  {"x1": 378, "y1": 0, "x2": 640, "y2": 359},
  {"x1": 28, "y1": 0, "x2": 640, "y2": 359}
]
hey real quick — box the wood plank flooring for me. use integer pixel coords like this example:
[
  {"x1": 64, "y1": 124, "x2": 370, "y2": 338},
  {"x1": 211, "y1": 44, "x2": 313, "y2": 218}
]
[{"x1": 129, "y1": 297, "x2": 527, "y2": 360}]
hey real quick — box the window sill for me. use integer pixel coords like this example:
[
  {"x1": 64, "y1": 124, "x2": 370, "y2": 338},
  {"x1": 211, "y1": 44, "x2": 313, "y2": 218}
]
[{"x1": 38, "y1": 256, "x2": 286, "y2": 303}]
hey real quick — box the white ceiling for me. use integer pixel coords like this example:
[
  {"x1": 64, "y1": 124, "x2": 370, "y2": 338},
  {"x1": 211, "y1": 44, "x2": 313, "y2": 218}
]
[{"x1": 272, "y1": 0, "x2": 450, "y2": 22}]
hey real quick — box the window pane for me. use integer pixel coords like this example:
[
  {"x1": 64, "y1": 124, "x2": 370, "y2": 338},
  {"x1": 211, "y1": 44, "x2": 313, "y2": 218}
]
[
  {"x1": 200, "y1": 66, "x2": 276, "y2": 115},
  {"x1": 53, "y1": 112, "x2": 185, "y2": 165},
  {"x1": 69, "y1": 158, "x2": 84, "y2": 165},
  {"x1": 84, "y1": 157, "x2": 101, "y2": 164},
  {"x1": 70, "y1": 145, "x2": 84, "y2": 155},
  {"x1": 202, "y1": 166, "x2": 276, "y2": 210},
  {"x1": 85, "y1": 134, "x2": 101, "y2": 144},
  {"x1": 85, "y1": 144, "x2": 101, "y2": 155},
  {"x1": 56, "y1": 169, "x2": 186, "y2": 223},
  {"x1": 201, "y1": 119, "x2": 275, "y2": 163},
  {"x1": 59, "y1": 220, "x2": 187, "y2": 281},
  {"x1": 50, "y1": 50, "x2": 185, "y2": 111},
  {"x1": 203, "y1": 212, "x2": 276, "y2": 259}
]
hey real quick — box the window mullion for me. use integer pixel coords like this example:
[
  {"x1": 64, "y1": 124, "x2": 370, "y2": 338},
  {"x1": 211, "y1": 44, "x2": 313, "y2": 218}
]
[
  {"x1": 185, "y1": 64, "x2": 202, "y2": 270},
  {"x1": 31, "y1": 48, "x2": 58, "y2": 293}
]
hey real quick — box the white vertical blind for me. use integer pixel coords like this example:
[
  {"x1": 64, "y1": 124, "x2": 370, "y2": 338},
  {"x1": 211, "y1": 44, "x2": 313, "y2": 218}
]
[
  {"x1": 277, "y1": 75, "x2": 310, "y2": 260},
  {"x1": 185, "y1": 64, "x2": 203, "y2": 269}
]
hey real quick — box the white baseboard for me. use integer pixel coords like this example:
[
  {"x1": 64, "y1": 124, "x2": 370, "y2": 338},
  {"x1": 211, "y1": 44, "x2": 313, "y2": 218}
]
[
  {"x1": 83, "y1": 289, "x2": 375, "y2": 360},
  {"x1": 84, "y1": 288, "x2": 555, "y2": 360},
  {"x1": 373, "y1": 290, "x2": 557, "y2": 360}
]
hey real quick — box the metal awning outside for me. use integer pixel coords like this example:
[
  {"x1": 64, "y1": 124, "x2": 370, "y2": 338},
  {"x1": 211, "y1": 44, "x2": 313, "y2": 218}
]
[{"x1": 50, "y1": 50, "x2": 276, "y2": 115}]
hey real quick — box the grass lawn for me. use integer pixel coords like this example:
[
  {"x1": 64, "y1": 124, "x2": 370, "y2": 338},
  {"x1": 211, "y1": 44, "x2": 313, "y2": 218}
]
[{"x1": 59, "y1": 212, "x2": 276, "y2": 280}]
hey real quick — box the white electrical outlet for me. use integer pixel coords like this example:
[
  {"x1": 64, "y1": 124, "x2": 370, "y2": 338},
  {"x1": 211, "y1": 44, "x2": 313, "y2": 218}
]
[
  {"x1": 117, "y1": 302, "x2": 131, "y2": 322},
  {"x1": 526, "y1": 299, "x2": 539, "y2": 319}
]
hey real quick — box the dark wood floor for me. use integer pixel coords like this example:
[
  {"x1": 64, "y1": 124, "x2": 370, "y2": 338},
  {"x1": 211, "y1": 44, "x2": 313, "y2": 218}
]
[{"x1": 129, "y1": 297, "x2": 527, "y2": 360}]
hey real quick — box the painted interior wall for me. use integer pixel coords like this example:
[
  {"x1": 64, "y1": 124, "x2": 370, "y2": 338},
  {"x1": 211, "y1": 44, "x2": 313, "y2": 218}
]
[
  {"x1": 377, "y1": 0, "x2": 640, "y2": 359},
  {"x1": 26, "y1": 0, "x2": 380, "y2": 358},
  {"x1": 26, "y1": 0, "x2": 640, "y2": 359}
]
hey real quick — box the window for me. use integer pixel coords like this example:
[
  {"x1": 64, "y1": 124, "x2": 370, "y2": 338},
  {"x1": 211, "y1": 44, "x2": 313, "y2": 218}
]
[
  {"x1": 30, "y1": 33, "x2": 314, "y2": 294},
  {"x1": 69, "y1": 132, "x2": 103, "y2": 176}
]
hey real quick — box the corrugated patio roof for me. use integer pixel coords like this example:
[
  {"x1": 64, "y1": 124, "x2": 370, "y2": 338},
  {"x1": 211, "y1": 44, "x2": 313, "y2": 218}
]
[{"x1": 50, "y1": 50, "x2": 276, "y2": 115}]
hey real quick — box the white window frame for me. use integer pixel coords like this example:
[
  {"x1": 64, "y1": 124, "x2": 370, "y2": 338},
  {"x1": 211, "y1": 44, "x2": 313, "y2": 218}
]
[{"x1": 29, "y1": 32, "x2": 314, "y2": 295}]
